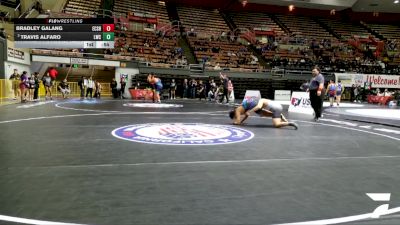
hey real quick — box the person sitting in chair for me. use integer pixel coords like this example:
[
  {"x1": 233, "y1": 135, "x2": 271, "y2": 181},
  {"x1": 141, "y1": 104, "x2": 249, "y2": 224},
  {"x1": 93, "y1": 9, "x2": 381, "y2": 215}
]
[{"x1": 58, "y1": 79, "x2": 70, "y2": 99}]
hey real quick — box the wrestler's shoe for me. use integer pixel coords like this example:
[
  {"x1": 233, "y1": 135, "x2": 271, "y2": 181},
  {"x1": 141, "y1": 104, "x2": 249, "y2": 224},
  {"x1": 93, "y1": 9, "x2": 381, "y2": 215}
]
[{"x1": 288, "y1": 122, "x2": 298, "y2": 130}]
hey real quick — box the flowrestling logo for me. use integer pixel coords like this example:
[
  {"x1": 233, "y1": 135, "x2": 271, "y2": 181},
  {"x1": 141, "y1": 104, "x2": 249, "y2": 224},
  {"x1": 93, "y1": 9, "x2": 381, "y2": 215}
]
[
  {"x1": 123, "y1": 103, "x2": 183, "y2": 108},
  {"x1": 111, "y1": 123, "x2": 254, "y2": 145}
]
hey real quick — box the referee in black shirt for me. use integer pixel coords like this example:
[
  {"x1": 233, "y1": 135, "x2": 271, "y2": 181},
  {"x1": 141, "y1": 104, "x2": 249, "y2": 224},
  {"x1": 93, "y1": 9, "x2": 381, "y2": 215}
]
[{"x1": 308, "y1": 67, "x2": 325, "y2": 121}]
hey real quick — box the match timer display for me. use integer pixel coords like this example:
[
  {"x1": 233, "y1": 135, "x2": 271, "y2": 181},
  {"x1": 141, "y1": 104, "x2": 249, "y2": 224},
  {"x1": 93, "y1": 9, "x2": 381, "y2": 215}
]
[{"x1": 14, "y1": 18, "x2": 115, "y2": 49}]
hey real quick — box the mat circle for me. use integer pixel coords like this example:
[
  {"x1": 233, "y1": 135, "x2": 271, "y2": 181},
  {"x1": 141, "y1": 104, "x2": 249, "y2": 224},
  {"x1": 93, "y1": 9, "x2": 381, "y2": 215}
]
[{"x1": 112, "y1": 123, "x2": 254, "y2": 145}]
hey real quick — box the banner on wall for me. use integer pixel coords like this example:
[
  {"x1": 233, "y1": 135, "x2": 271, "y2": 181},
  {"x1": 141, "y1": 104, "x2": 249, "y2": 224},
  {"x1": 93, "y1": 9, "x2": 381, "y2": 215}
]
[
  {"x1": 71, "y1": 58, "x2": 88, "y2": 65},
  {"x1": 288, "y1": 92, "x2": 314, "y2": 116},
  {"x1": 7, "y1": 47, "x2": 25, "y2": 60},
  {"x1": 115, "y1": 68, "x2": 139, "y2": 98},
  {"x1": 335, "y1": 73, "x2": 400, "y2": 89},
  {"x1": 243, "y1": 90, "x2": 261, "y2": 102},
  {"x1": 274, "y1": 90, "x2": 291, "y2": 101}
]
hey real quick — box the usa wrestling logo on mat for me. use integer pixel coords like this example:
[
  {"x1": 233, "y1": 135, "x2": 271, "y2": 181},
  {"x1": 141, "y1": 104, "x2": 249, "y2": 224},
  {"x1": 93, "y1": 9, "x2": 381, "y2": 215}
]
[{"x1": 111, "y1": 123, "x2": 254, "y2": 145}]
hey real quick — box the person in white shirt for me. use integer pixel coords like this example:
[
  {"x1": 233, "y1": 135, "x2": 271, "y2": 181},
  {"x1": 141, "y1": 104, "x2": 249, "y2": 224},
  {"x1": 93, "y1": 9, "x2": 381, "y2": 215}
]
[{"x1": 86, "y1": 77, "x2": 95, "y2": 98}]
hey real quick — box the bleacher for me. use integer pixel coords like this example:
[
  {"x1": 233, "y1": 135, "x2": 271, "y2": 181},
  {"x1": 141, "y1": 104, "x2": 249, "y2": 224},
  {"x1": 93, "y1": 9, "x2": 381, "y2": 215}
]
[
  {"x1": 366, "y1": 24, "x2": 400, "y2": 66},
  {"x1": 319, "y1": 18, "x2": 373, "y2": 40},
  {"x1": 368, "y1": 24, "x2": 400, "y2": 41},
  {"x1": 229, "y1": 12, "x2": 284, "y2": 36},
  {"x1": 113, "y1": 0, "x2": 170, "y2": 25},
  {"x1": 0, "y1": 10, "x2": 9, "y2": 20},
  {"x1": 276, "y1": 14, "x2": 333, "y2": 41},
  {"x1": 35, "y1": 2, "x2": 399, "y2": 75},
  {"x1": 64, "y1": 0, "x2": 102, "y2": 16},
  {"x1": 176, "y1": 7, "x2": 261, "y2": 71},
  {"x1": 114, "y1": 30, "x2": 182, "y2": 66},
  {"x1": 188, "y1": 36, "x2": 261, "y2": 71},
  {"x1": 263, "y1": 48, "x2": 312, "y2": 61},
  {"x1": 0, "y1": 0, "x2": 18, "y2": 8},
  {"x1": 177, "y1": 6, "x2": 229, "y2": 37}
]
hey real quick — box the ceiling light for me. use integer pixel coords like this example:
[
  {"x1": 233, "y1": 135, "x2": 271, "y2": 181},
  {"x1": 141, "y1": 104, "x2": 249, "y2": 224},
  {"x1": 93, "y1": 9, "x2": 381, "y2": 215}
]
[{"x1": 395, "y1": 0, "x2": 399, "y2": 4}]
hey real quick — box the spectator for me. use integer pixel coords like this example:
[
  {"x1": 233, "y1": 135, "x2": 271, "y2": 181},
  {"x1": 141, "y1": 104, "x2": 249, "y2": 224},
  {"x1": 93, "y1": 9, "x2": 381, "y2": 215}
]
[
  {"x1": 42, "y1": 72, "x2": 52, "y2": 100},
  {"x1": 182, "y1": 79, "x2": 189, "y2": 99},
  {"x1": 0, "y1": 28, "x2": 6, "y2": 39},
  {"x1": 78, "y1": 76, "x2": 86, "y2": 99},
  {"x1": 94, "y1": 81, "x2": 102, "y2": 99},
  {"x1": 197, "y1": 80, "x2": 205, "y2": 101},
  {"x1": 110, "y1": 78, "x2": 118, "y2": 98},
  {"x1": 58, "y1": 79, "x2": 70, "y2": 99},
  {"x1": 86, "y1": 77, "x2": 94, "y2": 99},
  {"x1": 19, "y1": 71, "x2": 29, "y2": 103},
  {"x1": 190, "y1": 79, "x2": 197, "y2": 99},
  {"x1": 28, "y1": 73, "x2": 36, "y2": 101},
  {"x1": 219, "y1": 72, "x2": 230, "y2": 104},
  {"x1": 120, "y1": 77, "x2": 126, "y2": 99},
  {"x1": 48, "y1": 67, "x2": 58, "y2": 84},
  {"x1": 215, "y1": 84, "x2": 225, "y2": 103},
  {"x1": 250, "y1": 54, "x2": 258, "y2": 65},
  {"x1": 9, "y1": 69, "x2": 20, "y2": 100},
  {"x1": 181, "y1": 57, "x2": 187, "y2": 66},
  {"x1": 228, "y1": 79, "x2": 234, "y2": 101},
  {"x1": 170, "y1": 79, "x2": 176, "y2": 99},
  {"x1": 33, "y1": 72, "x2": 40, "y2": 101},
  {"x1": 350, "y1": 84, "x2": 356, "y2": 102}
]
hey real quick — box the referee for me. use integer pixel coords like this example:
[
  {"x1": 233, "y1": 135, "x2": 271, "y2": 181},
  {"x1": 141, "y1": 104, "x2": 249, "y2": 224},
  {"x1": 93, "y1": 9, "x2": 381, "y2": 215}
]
[{"x1": 308, "y1": 67, "x2": 325, "y2": 121}]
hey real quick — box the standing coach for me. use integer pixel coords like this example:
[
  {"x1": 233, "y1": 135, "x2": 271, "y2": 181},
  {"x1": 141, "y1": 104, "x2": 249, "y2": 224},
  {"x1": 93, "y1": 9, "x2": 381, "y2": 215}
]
[{"x1": 308, "y1": 66, "x2": 325, "y2": 121}]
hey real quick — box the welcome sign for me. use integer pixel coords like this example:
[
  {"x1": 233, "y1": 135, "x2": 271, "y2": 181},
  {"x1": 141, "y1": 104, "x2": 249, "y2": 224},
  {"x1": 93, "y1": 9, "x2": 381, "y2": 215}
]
[
  {"x1": 335, "y1": 73, "x2": 400, "y2": 88},
  {"x1": 365, "y1": 75, "x2": 400, "y2": 88}
]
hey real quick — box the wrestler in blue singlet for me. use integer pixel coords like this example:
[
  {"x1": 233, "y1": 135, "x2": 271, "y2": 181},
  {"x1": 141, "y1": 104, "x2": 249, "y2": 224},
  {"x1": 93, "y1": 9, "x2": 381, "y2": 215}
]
[
  {"x1": 154, "y1": 78, "x2": 163, "y2": 94},
  {"x1": 242, "y1": 97, "x2": 259, "y2": 111},
  {"x1": 336, "y1": 83, "x2": 342, "y2": 96},
  {"x1": 243, "y1": 97, "x2": 283, "y2": 118}
]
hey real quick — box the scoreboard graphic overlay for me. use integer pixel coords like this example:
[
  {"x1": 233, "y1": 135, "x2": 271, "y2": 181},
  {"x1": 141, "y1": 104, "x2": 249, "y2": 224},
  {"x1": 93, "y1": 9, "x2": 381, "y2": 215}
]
[{"x1": 14, "y1": 18, "x2": 114, "y2": 49}]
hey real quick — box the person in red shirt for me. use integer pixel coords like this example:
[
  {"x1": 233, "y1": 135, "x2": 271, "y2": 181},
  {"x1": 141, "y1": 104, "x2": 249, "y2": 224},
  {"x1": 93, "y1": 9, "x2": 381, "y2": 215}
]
[{"x1": 48, "y1": 67, "x2": 58, "y2": 80}]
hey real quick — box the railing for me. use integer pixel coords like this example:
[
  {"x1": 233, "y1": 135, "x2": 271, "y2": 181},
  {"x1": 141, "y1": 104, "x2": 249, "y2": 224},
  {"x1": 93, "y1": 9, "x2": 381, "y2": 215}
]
[
  {"x1": 30, "y1": 49, "x2": 193, "y2": 70},
  {"x1": 0, "y1": 80, "x2": 112, "y2": 103},
  {"x1": 58, "y1": 8, "x2": 96, "y2": 18},
  {"x1": 156, "y1": 20, "x2": 181, "y2": 36},
  {"x1": 234, "y1": 27, "x2": 256, "y2": 44},
  {"x1": 58, "y1": 8, "x2": 160, "y2": 19},
  {"x1": 95, "y1": 9, "x2": 127, "y2": 18},
  {"x1": 59, "y1": 7, "x2": 115, "y2": 18},
  {"x1": 14, "y1": 2, "x2": 21, "y2": 17},
  {"x1": 30, "y1": 49, "x2": 147, "y2": 62},
  {"x1": 19, "y1": 0, "x2": 40, "y2": 18}
]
